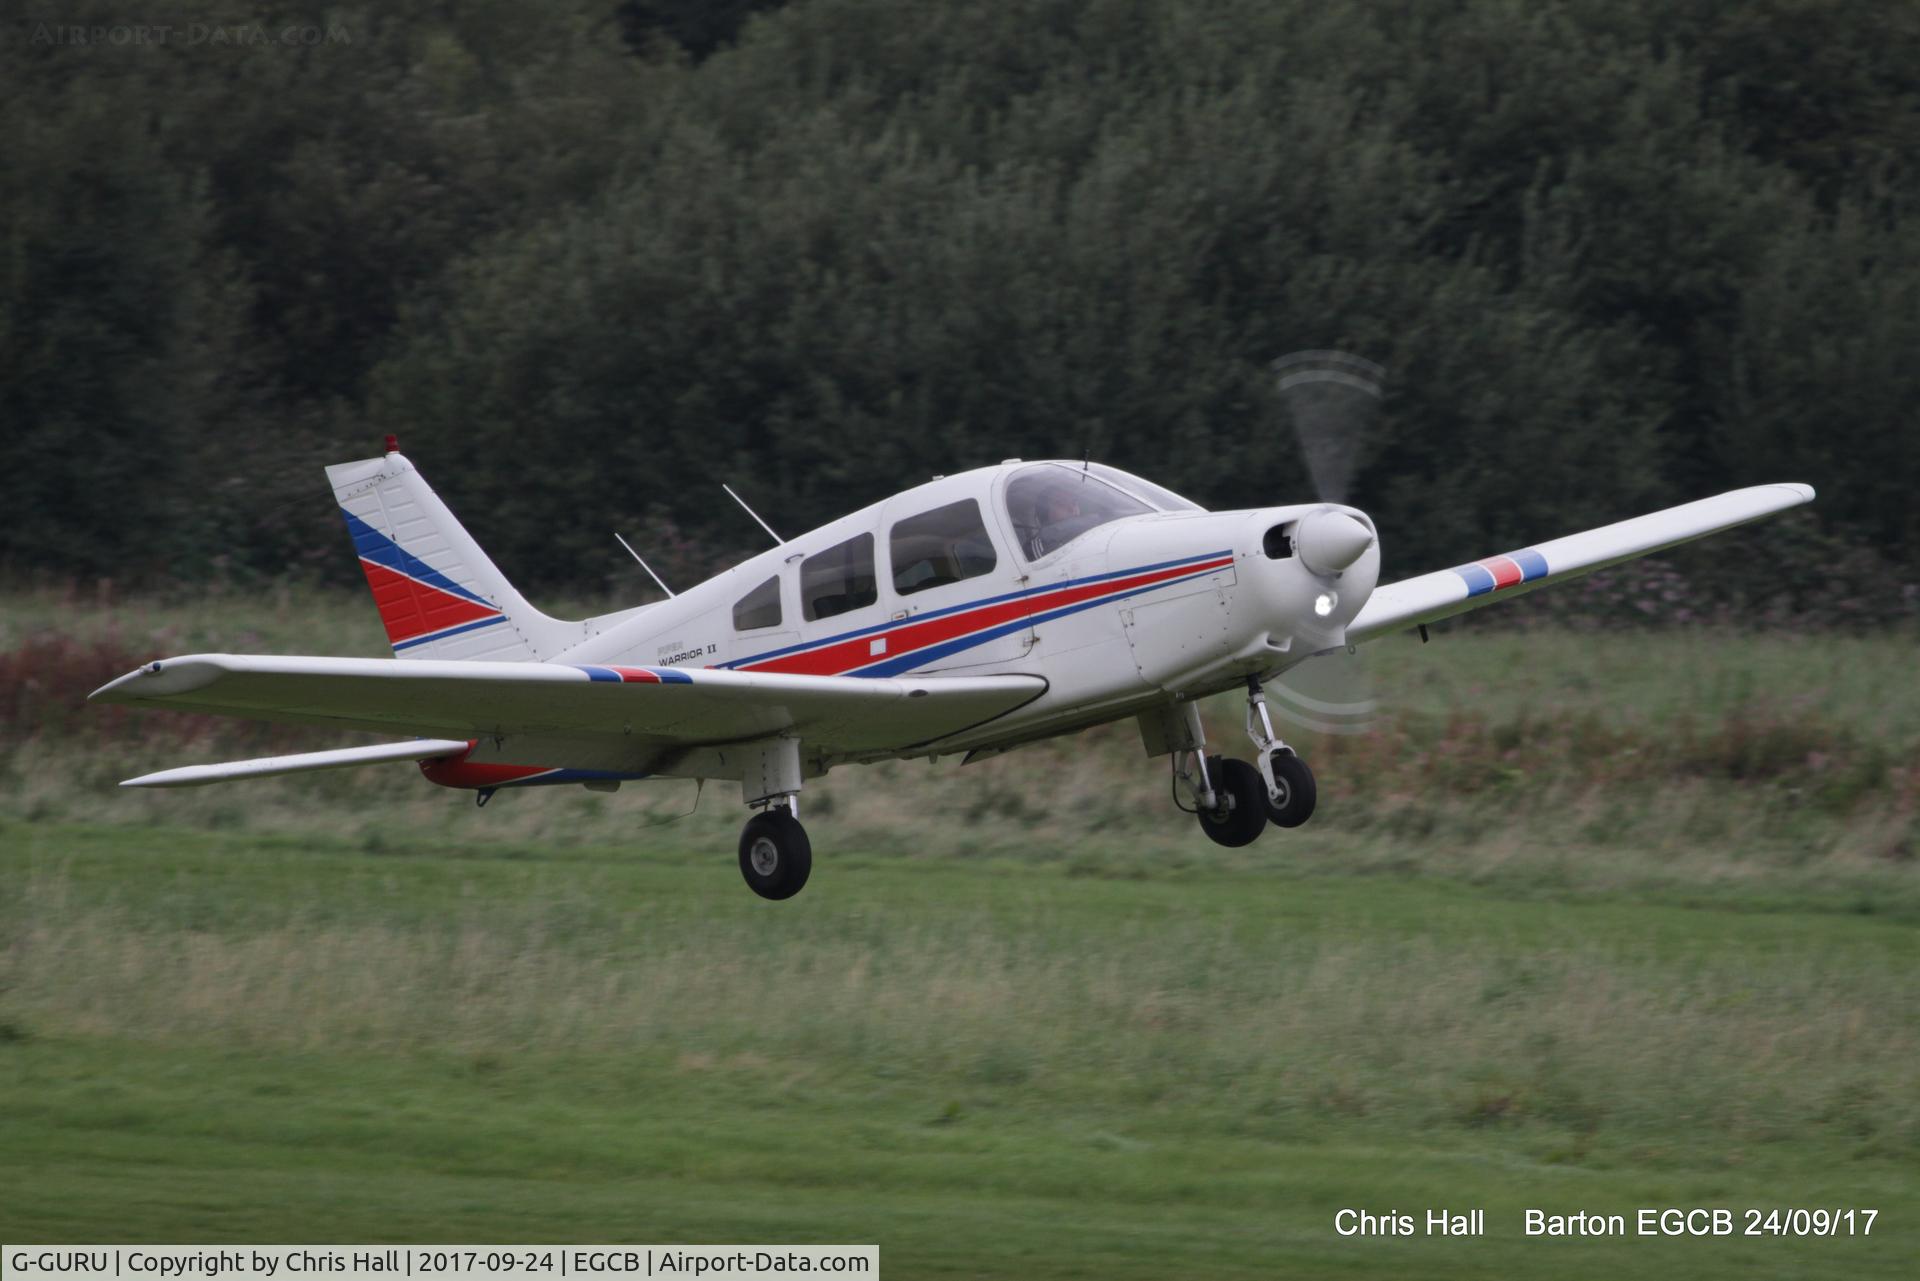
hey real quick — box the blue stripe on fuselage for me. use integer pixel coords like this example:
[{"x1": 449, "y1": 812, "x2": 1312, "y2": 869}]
[
  {"x1": 851, "y1": 557, "x2": 1229, "y2": 677},
  {"x1": 722, "y1": 548, "x2": 1233, "y2": 672}
]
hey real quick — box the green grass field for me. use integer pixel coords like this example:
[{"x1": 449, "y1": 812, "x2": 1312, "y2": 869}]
[{"x1": 1, "y1": 595, "x2": 1915, "y2": 1276}]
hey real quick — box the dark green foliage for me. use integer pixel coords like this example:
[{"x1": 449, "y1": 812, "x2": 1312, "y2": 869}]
[
  {"x1": 4, "y1": 0, "x2": 1917, "y2": 599},
  {"x1": 615, "y1": 0, "x2": 792, "y2": 62}
]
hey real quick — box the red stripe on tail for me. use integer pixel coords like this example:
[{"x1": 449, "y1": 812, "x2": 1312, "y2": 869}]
[{"x1": 359, "y1": 560, "x2": 500, "y2": 646}]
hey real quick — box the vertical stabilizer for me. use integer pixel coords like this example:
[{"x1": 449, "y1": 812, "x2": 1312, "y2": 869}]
[{"x1": 326, "y1": 448, "x2": 581, "y2": 661}]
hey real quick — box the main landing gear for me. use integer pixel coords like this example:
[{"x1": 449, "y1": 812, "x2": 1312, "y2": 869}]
[
  {"x1": 1174, "y1": 678, "x2": 1318, "y2": 848},
  {"x1": 739, "y1": 801, "x2": 812, "y2": 900},
  {"x1": 735, "y1": 735, "x2": 815, "y2": 900}
]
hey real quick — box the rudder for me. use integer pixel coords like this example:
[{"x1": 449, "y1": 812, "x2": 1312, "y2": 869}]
[{"x1": 327, "y1": 443, "x2": 581, "y2": 661}]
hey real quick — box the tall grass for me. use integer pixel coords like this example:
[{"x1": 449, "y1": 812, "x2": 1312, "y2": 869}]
[{"x1": 2, "y1": 871, "x2": 1911, "y2": 1158}]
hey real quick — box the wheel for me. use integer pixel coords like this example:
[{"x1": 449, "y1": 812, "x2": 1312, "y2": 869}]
[
  {"x1": 1264, "y1": 751, "x2": 1317, "y2": 828},
  {"x1": 1196, "y1": 755, "x2": 1268, "y2": 848},
  {"x1": 738, "y1": 809, "x2": 813, "y2": 900}
]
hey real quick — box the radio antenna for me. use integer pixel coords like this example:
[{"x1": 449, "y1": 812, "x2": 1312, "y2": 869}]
[
  {"x1": 722, "y1": 483, "x2": 784, "y2": 545},
  {"x1": 614, "y1": 532, "x2": 675, "y2": 598}
]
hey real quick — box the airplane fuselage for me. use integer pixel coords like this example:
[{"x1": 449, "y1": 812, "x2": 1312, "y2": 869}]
[{"x1": 541, "y1": 461, "x2": 1380, "y2": 774}]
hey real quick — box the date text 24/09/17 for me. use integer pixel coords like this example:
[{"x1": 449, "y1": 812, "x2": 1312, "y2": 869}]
[{"x1": 1524, "y1": 1208, "x2": 1879, "y2": 1237}]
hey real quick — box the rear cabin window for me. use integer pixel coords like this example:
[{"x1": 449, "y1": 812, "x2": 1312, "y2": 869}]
[
  {"x1": 732, "y1": 576, "x2": 782, "y2": 631},
  {"x1": 801, "y1": 533, "x2": 877, "y2": 621},
  {"x1": 890, "y1": 499, "x2": 998, "y2": 596}
]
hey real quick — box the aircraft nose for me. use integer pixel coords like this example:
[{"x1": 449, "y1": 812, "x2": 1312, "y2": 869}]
[{"x1": 1294, "y1": 510, "x2": 1375, "y2": 576}]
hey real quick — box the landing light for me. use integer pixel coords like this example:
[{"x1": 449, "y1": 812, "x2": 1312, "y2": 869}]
[{"x1": 1314, "y1": 592, "x2": 1338, "y2": 618}]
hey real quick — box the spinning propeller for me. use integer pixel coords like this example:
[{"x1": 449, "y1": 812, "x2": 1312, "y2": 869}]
[{"x1": 1266, "y1": 350, "x2": 1385, "y2": 735}]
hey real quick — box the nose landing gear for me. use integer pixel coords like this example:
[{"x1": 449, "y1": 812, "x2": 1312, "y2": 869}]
[
  {"x1": 1246, "y1": 676, "x2": 1316, "y2": 827},
  {"x1": 1262, "y1": 750, "x2": 1316, "y2": 828}
]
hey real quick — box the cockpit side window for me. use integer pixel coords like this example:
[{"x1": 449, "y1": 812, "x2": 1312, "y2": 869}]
[
  {"x1": 801, "y1": 532, "x2": 877, "y2": 621},
  {"x1": 1004, "y1": 464, "x2": 1153, "y2": 561},
  {"x1": 890, "y1": 499, "x2": 998, "y2": 596},
  {"x1": 732, "y1": 575, "x2": 782, "y2": 631}
]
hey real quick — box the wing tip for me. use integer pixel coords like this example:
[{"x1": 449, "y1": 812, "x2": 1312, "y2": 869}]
[
  {"x1": 118, "y1": 765, "x2": 195, "y2": 788},
  {"x1": 88, "y1": 655, "x2": 232, "y2": 704},
  {"x1": 89, "y1": 666, "x2": 154, "y2": 704}
]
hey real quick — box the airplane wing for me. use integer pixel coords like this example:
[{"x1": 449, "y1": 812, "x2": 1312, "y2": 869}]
[
  {"x1": 91, "y1": 657, "x2": 1046, "y2": 766},
  {"x1": 1346, "y1": 483, "x2": 1815, "y2": 643}
]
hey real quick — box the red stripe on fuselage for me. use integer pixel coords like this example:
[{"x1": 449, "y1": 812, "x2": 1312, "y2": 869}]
[
  {"x1": 740, "y1": 555, "x2": 1234, "y2": 676},
  {"x1": 359, "y1": 559, "x2": 500, "y2": 646}
]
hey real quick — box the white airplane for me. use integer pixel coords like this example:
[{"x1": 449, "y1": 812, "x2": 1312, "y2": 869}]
[{"x1": 93, "y1": 438, "x2": 1813, "y2": 899}]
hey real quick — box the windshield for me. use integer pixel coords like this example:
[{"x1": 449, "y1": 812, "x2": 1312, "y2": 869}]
[
  {"x1": 1004, "y1": 463, "x2": 1153, "y2": 561},
  {"x1": 1086, "y1": 463, "x2": 1206, "y2": 513}
]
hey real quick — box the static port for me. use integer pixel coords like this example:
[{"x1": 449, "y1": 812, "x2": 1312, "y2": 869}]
[{"x1": 1262, "y1": 523, "x2": 1294, "y2": 559}]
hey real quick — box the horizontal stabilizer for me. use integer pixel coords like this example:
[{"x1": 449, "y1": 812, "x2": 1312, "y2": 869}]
[{"x1": 120, "y1": 738, "x2": 471, "y2": 789}]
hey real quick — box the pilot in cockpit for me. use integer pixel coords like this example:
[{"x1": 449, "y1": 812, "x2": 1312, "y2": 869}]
[
  {"x1": 1007, "y1": 463, "x2": 1159, "y2": 560},
  {"x1": 1033, "y1": 483, "x2": 1082, "y2": 554},
  {"x1": 1015, "y1": 478, "x2": 1098, "y2": 558}
]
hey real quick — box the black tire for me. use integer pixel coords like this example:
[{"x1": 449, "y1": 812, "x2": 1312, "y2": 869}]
[
  {"x1": 1196, "y1": 756, "x2": 1269, "y2": 848},
  {"x1": 1264, "y1": 751, "x2": 1317, "y2": 828},
  {"x1": 738, "y1": 809, "x2": 813, "y2": 900}
]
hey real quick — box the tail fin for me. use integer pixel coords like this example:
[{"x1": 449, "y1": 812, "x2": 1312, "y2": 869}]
[{"x1": 326, "y1": 446, "x2": 582, "y2": 661}]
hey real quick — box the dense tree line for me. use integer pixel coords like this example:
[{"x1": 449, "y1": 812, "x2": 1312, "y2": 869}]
[{"x1": 4, "y1": 0, "x2": 1916, "y2": 612}]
